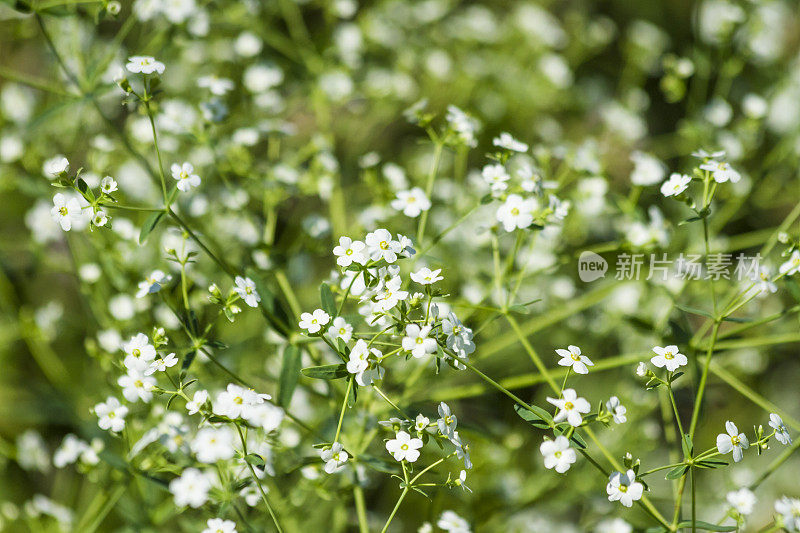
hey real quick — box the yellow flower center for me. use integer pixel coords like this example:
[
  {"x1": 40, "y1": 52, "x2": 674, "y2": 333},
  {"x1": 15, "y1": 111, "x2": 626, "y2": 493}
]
[
  {"x1": 59, "y1": 207, "x2": 68, "y2": 216},
  {"x1": 570, "y1": 353, "x2": 580, "y2": 361},
  {"x1": 511, "y1": 208, "x2": 520, "y2": 216},
  {"x1": 379, "y1": 240, "x2": 389, "y2": 250},
  {"x1": 564, "y1": 402, "x2": 574, "y2": 410},
  {"x1": 400, "y1": 443, "x2": 408, "y2": 450},
  {"x1": 619, "y1": 485, "x2": 628, "y2": 493}
]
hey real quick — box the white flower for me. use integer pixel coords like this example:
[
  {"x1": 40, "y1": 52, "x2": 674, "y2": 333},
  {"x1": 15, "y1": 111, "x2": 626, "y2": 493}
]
[
  {"x1": 385, "y1": 431, "x2": 423, "y2": 462},
  {"x1": 146, "y1": 352, "x2": 178, "y2": 375},
  {"x1": 198, "y1": 75, "x2": 235, "y2": 95},
  {"x1": 410, "y1": 267, "x2": 443, "y2": 285},
  {"x1": 191, "y1": 426, "x2": 236, "y2": 463},
  {"x1": 769, "y1": 413, "x2": 792, "y2": 445},
  {"x1": 53, "y1": 434, "x2": 100, "y2": 468},
  {"x1": 660, "y1": 173, "x2": 691, "y2": 197},
  {"x1": 692, "y1": 149, "x2": 726, "y2": 159},
  {"x1": 299, "y1": 308, "x2": 331, "y2": 333},
  {"x1": 450, "y1": 431, "x2": 472, "y2": 469},
  {"x1": 136, "y1": 269, "x2": 171, "y2": 298},
  {"x1": 213, "y1": 383, "x2": 270, "y2": 420},
  {"x1": 43, "y1": 155, "x2": 69, "y2": 177},
  {"x1": 50, "y1": 193, "x2": 84, "y2": 231},
  {"x1": 493, "y1": 132, "x2": 528, "y2": 152},
  {"x1": 122, "y1": 333, "x2": 157, "y2": 369},
  {"x1": 346, "y1": 339, "x2": 384, "y2": 386},
  {"x1": 546, "y1": 388, "x2": 591, "y2": 427},
  {"x1": 374, "y1": 275, "x2": 408, "y2": 312},
  {"x1": 437, "y1": 510, "x2": 471, "y2": 533},
  {"x1": 202, "y1": 518, "x2": 237, "y2": 533},
  {"x1": 650, "y1": 345, "x2": 687, "y2": 372},
  {"x1": 437, "y1": 402, "x2": 457, "y2": 438},
  {"x1": 169, "y1": 468, "x2": 213, "y2": 508},
  {"x1": 391, "y1": 187, "x2": 431, "y2": 217},
  {"x1": 635, "y1": 362, "x2": 648, "y2": 377},
  {"x1": 482, "y1": 164, "x2": 510, "y2": 192},
  {"x1": 555, "y1": 345, "x2": 594, "y2": 374},
  {"x1": 496, "y1": 194, "x2": 537, "y2": 232},
  {"x1": 94, "y1": 396, "x2": 128, "y2": 432},
  {"x1": 414, "y1": 414, "x2": 430, "y2": 433},
  {"x1": 442, "y1": 312, "x2": 475, "y2": 362},
  {"x1": 365, "y1": 228, "x2": 401, "y2": 263},
  {"x1": 630, "y1": 151, "x2": 666, "y2": 186},
  {"x1": 333, "y1": 236, "x2": 368, "y2": 267},
  {"x1": 92, "y1": 210, "x2": 108, "y2": 227},
  {"x1": 320, "y1": 442, "x2": 349, "y2": 474},
  {"x1": 327, "y1": 317, "x2": 353, "y2": 343},
  {"x1": 185, "y1": 390, "x2": 208, "y2": 415},
  {"x1": 126, "y1": 55, "x2": 165, "y2": 75},
  {"x1": 700, "y1": 160, "x2": 741, "y2": 183},
  {"x1": 402, "y1": 324, "x2": 437, "y2": 358},
  {"x1": 233, "y1": 276, "x2": 260, "y2": 307},
  {"x1": 775, "y1": 496, "x2": 800, "y2": 532},
  {"x1": 455, "y1": 470, "x2": 472, "y2": 493},
  {"x1": 171, "y1": 162, "x2": 201, "y2": 192},
  {"x1": 117, "y1": 359, "x2": 156, "y2": 403},
  {"x1": 100, "y1": 176, "x2": 118, "y2": 194},
  {"x1": 779, "y1": 250, "x2": 800, "y2": 276},
  {"x1": 727, "y1": 488, "x2": 756, "y2": 516},
  {"x1": 606, "y1": 470, "x2": 644, "y2": 507},
  {"x1": 716, "y1": 421, "x2": 749, "y2": 462},
  {"x1": 540, "y1": 435, "x2": 577, "y2": 473},
  {"x1": 606, "y1": 396, "x2": 627, "y2": 424}
]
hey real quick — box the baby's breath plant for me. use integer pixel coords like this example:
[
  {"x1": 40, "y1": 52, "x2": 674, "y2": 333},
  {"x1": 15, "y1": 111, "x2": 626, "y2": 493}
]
[{"x1": 2, "y1": 0, "x2": 800, "y2": 532}]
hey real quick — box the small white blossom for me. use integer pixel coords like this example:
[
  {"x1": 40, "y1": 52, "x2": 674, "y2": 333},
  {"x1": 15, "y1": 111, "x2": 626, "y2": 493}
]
[
  {"x1": 605, "y1": 396, "x2": 627, "y2": 424},
  {"x1": 117, "y1": 359, "x2": 156, "y2": 403},
  {"x1": 233, "y1": 276, "x2": 260, "y2": 307},
  {"x1": 410, "y1": 267, "x2": 443, "y2": 285},
  {"x1": 171, "y1": 162, "x2": 201, "y2": 192},
  {"x1": 50, "y1": 193, "x2": 84, "y2": 231},
  {"x1": 299, "y1": 308, "x2": 331, "y2": 333},
  {"x1": 169, "y1": 468, "x2": 213, "y2": 508},
  {"x1": 540, "y1": 436, "x2": 577, "y2": 473},
  {"x1": 769, "y1": 413, "x2": 792, "y2": 445},
  {"x1": 546, "y1": 388, "x2": 591, "y2": 427},
  {"x1": 779, "y1": 250, "x2": 800, "y2": 276},
  {"x1": 122, "y1": 333, "x2": 157, "y2": 369},
  {"x1": 775, "y1": 496, "x2": 800, "y2": 532},
  {"x1": 385, "y1": 431, "x2": 423, "y2": 462},
  {"x1": 700, "y1": 160, "x2": 741, "y2": 183},
  {"x1": 437, "y1": 402, "x2": 457, "y2": 438},
  {"x1": 126, "y1": 55, "x2": 165, "y2": 75},
  {"x1": 727, "y1": 488, "x2": 756, "y2": 516},
  {"x1": 555, "y1": 345, "x2": 594, "y2": 374},
  {"x1": 320, "y1": 442, "x2": 349, "y2": 473},
  {"x1": 186, "y1": 390, "x2": 209, "y2": 415},
  {"x1": 402, "y1": 324, "x2": 436, "y2": 358},
  {"x1": 493, "y1": 132, "x2": 528, "y2": 152},
  {"x1": 146, "y1": 352, "x2": 178, "y2": 375},
  {"x1": 716, "y1": 420, "x2": 749, "y2": 462},
  {"x1": 136, "y1": 270, "x2": 171, "y2": 298},
  {"x1": 43, "y1": 155, "x2": 69, "y2": 177},
  {"x1": 650, "y1": 345, "x2": 687, "y2": 372},
  {"x1": 660, "y1": 173, "x2": 691, "y2": 197},
  {"x1": 391, "y1": 187, "x2": 431, "y2": 217},
  {"x1": 496, "y1": 194, "x2": 537, "y2": 232},
  {"x1": 606, "y1": 469, "x2": 643, "y2": 507},
  {"x1": 365, "y1": 229, "x2": 401, "y2": 263},
  {"x1": 482, "y1": 164, "x2": 510, "y2": 192},
  {"x1": 100, "y1": 176, "x2": 118, "y2": 194},
  {"x1": 327, "y1": 317, "x2": 353, "y2": 343},
  {"x1": 437, "y1": 510, "x2": 471, "y2": 533},
  {"x1": 198, "y1": 75, "x2": 235, "y2": 95},
  {"x1": 333, "y1": 236, "x2": 368, "y2": 267},
  {"x1": 94, "y1": 396, "x2": 128, "y2": 432}
]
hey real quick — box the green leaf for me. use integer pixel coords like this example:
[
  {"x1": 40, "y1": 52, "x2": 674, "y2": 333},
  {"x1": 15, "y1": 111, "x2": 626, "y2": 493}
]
[
  {"x1": 721, "y1": 315, "x2": 753, "y2": 323},
  {"x1": 675, "y1": 304, "x2": 714, "y2": 319},
  {"x1": 244, "y1": 453, "x2": 265, "y2": 467},
  {"x1": 320, "y1": 282, "x2": 336, "y2": 317},
  {"x1": 507, "y1": 304, "x2": 530, "y2": 315},
  {"x1": 301, "y1": 364, "x2": 348, "y2": 380},
  {"x1": 675, "y1": 521, "x2": 736, "y2": 531},
  {"x1": 513, "y1": 403, "x2": 554, "y2": 429},
  {"x1": 678, "y1": 216, "x2": 702, "y2": 226},
  {"x1": 695, "y1": 460, "x2": 728, "y2": 469},
  {"x1": 665, "y1": 465, "x2": 690, "y2": 479},
  {"x1": 139, "y1": 211, "x2": 165, "y2": 244},
  {"x1": 681, "y1": 434, "x2": 693, "y2": 456},
  {"x1": 278, "y1": 344, "x2": 302, "y2": 408}
]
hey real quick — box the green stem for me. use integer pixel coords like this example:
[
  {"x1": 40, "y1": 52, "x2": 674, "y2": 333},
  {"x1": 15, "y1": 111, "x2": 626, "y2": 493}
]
[
  {"x1": 236, "y1": 425, "x2": 283, "y2": 533},
  {"x1": 416, "y1": 141, "x2": 444, "y2": 244}
]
